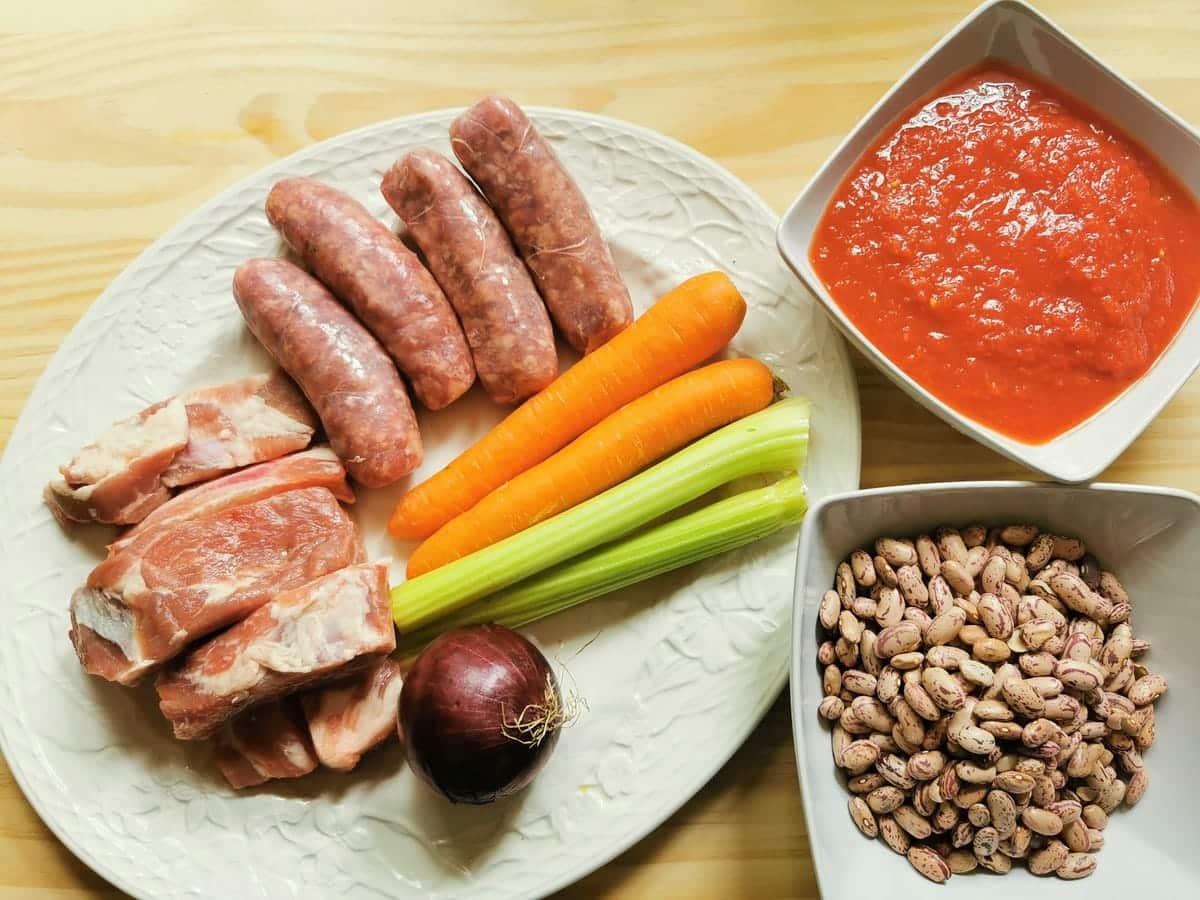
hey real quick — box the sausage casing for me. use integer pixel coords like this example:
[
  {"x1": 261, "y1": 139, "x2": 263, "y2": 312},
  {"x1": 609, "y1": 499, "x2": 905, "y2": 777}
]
[
  {"x1": 382, "y1": 149, "x2": 558, "y2": 404},
  {"x1": 450, "y1": 96, "x2": 633, "y2": 354},
  {"x1": 232, "y1": 257, "x2": 421, "y2": 487},
  {"x1": 266, "y1": 177, "x2": 474, "y2": 410}
]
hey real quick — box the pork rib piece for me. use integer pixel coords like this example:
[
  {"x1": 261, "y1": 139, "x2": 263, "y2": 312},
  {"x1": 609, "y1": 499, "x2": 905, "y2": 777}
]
[
  {"x1": 161, "y1": 371, "x2": 317, "y2": 487},
  {"x1": 157, "y1": 561, "x2": 395, "y2": 740},
  {"x1": 46, "y1": 371, "x2": 317, "y2": 526},
  {"x1": 303, "y1": 657, "x2": 403, "y2": 771},
  {"x1": 45, "y1": 397, "x2": 189, "y2": 526},
  {"x1": 218, "y1": 658, "x2": 403, "y2": 789},
  {"x1": 70, "y1": 487, "x2": 362, "y2": 685},
  {"x1": 215, "y1": 698, "x2": 319, "y2": 790},
  {"x1": 109, "y1": 446, "x2": 353, "y2": 557}
]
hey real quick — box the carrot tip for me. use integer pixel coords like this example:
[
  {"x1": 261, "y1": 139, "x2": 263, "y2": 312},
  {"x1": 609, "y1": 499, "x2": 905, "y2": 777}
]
[{"x1": 387, "y1": 514, "x2": 427, "y2": 542}]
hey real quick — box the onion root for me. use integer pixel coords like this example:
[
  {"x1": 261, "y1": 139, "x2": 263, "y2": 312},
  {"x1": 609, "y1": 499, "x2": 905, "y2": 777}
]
[{"x1": 502, "y1": 672, "x2": 582, "y2": 747}]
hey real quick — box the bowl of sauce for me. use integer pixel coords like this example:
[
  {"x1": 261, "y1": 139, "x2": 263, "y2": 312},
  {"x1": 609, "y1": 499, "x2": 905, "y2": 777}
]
[{"x1": 778, "y1": 0, "x2": 1200, "y2": 482}]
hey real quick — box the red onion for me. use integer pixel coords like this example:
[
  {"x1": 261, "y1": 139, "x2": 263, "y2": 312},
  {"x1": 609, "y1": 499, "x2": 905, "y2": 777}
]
[{"x1": 399, "y1": 624, "x2": 566, "y2": 804}]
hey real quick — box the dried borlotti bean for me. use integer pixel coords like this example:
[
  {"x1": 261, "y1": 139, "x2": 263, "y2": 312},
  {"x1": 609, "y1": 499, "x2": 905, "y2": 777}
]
[
  {"x1": 1029, "y1": 839, "x2": 1070, "y2": 875},
  {"x1": 847, "y1": 773, "x2": 884, "y2": 794},
  {"x1": 879, "y1": 815, "x2": 910, "y2": 854},
  {"x1": 850, "y1": 549, "x2": 876, "y2": 587},
  {"x1": 867, "y1": 786, "x2": 905, "y2": 814},
  {"x1": 907, "y1": 844, "x2": 951, "y2": 883},
  {"x1": 1057, "y1": 852, "x2": 1097, "y2": 880},
  {"x1": 876, "y1": 537, "x2": 917, "y2": 568},
  {"x1": 874, "y1": 555, "x2": 899, "y2": 587},
  {"x1": 947, "y1": 849, "x2": 977, "y2": 874},
  {"x1": 848, "y1": 796, "x2": 878, "y2": 837},
  {"x1": 818, "y1": 525, "x2": 1166, "y2": 883}
]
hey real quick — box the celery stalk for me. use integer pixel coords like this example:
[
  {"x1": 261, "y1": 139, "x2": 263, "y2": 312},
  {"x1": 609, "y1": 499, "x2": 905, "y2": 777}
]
[
  {"x1": 396, "y1": 475, "x2": 807, "y2": 656},
  {"x1": 392, "y1": 397, "x2": 809, "y2": 631}
]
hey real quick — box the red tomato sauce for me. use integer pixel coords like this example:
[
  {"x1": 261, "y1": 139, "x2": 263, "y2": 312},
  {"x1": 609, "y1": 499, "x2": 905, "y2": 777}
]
[{"x1": 811, "y1": 62, "x2": 1200, "y2": 444}]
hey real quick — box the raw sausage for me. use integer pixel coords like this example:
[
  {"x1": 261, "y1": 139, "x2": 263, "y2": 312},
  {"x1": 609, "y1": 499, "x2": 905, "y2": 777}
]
[
  {"x1": 265, "y1": 177, "x2": 474, "y2": 410},
  {"x1": 450, "y1": 96, "x2": 633, "y2": 354},
  {"x1": 381, "y1": 149, "x2": 558, "y2": 404},
  {"x1": 232, "y1": 257, "x2": 421, "y2": 487}
]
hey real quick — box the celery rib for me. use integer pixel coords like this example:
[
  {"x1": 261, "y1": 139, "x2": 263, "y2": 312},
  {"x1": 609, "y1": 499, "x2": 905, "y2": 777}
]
[
  {"x1": 396, "y1": 475, "x2": 807, "y2": 656},
  {"x1": 391, "y1": 398, "x2": 809, "y2": 631}
]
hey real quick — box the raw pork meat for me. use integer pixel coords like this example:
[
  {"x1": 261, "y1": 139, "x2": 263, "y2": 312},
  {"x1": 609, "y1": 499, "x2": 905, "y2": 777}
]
[
  {"x1": 70, "y1": 487, "x2": 362, "y2": 685},
  {"x1": 217, "y1": 659, "x2": 403, "y2": 789},
  {"x1": 161, "y1": 371, "x2": 317, "y2": 487},
  {"x1": 156, "y1": 561, "x2": 395, "y2": 740},
  {"x1": 45, "y1": 397, "x2": 189, "y2": 526},
  {"x1": 46, "y1": 371, "x2": 317, "y2": 526},
  {"x1": 109, "y1": 446, "x2": 352, "y2": 556},
  {"x1": 303, "y1": 657, "x2": 403, "y2": 771},
  {"x1": 215, "y1": 698, "x2": 319, "y2": 789}
]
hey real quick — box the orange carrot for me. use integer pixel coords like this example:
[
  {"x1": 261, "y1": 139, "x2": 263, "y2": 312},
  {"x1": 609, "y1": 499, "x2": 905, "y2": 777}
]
[
  {"x1": 388, "y1": 272, "x2": 747, "y2": 540},
  {"x1": 406, "y1": 358, "x2": 775, "y2": 577}
]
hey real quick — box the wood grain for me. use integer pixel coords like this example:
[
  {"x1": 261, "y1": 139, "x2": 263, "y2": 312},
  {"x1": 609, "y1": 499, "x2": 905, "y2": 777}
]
[{"x1": 1, "y1": 2, "x2": 1198, "y2": 897}]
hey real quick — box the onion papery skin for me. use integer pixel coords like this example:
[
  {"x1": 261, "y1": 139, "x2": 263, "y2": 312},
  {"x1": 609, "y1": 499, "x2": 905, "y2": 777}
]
[{"x1": 399, "y1": 624, "x2": 561, "y2": 804}]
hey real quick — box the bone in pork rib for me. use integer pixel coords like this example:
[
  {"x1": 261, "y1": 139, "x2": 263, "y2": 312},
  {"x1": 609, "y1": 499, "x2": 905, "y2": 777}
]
[
  {"x1": 46, "y1": 371, "x2": 317, "y2": 527},
  {"x1": 157, "y1": 561, "x2": 395, "y2": 740},
  {"x1": 70, "y1": 486, "x2": 363, "y2": 686},
  {"x1": 45, "y1": 397, "x2": 189, "y2": 527},
  {"x1": 216, "y1": 658, "x2": 403, "y2": 789}
]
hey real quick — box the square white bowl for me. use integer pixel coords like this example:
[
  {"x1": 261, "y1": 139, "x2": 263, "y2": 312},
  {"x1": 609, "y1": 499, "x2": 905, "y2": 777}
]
[
  {"x1": 776, "y1": 0, "x2": 1200, "y2": 483},
  {"x1": 790, "y1": 481, "x2": 1197, "y2": 897}
]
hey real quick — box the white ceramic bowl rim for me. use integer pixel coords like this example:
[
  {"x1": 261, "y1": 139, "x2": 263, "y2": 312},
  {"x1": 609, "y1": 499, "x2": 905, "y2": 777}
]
[
  {"x1": 790, "y1": 478, "x2": 1200, "y2": 899},
  {"x1": 776, "y1": 0, "x2": 1200, "y2": 483}
]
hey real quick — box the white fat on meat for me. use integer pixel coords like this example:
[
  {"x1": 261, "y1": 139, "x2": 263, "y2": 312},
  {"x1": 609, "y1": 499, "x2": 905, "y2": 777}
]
[
  {"x1": 76, "y1": 487, "x2": 363, "y2": 688},
  {"x1": 70, "y1": 563, "x2": 246, "y2": 677},
  {"x1": 161, "y1": 374, "x2": 316, "y2": 487},
  {"x1": 70, "y1": 586, "x2": 141, "y2": 664},
  {"x1": 185, "y1": 564, "x2": 387, "y2": 698},
  {"x1": 46, "y1": 398, "x2": 189, "y2": 525},
  {"x1": 303, "y1": 658, "x2": 403, "y2": 771},
  {"x1": 48, "y1": 371, "x2": 317, "y2": 527},
  {"x1": 62, "y1": 398, "x2": 188, "y2": 486},
  {"x1": 156, "y1": 559, "x2": 391, "y2": 740},
  {"x1": 164, "y1": 402, "x2": 310, "y2": 483}
]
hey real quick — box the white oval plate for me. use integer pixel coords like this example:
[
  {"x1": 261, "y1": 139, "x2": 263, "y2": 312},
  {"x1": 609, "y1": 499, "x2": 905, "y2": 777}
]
[{"x1": 0, "y1": 108, "x2": 859, "y2": 900}]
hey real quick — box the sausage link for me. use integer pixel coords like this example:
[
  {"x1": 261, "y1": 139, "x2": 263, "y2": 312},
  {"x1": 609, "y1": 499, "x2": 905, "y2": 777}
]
[
  {"x1": 232, "y1": 258, "x2": 421, "y2": 487},
  {"x1": 265, "y1": 177, "x2": 474, "y2": 410},
  {"x1": 450, "y1": 96, "x2": 633, "y2": 354},
  {"x1": 381, "y1": 149, "x2": 558, "y2": 405}
]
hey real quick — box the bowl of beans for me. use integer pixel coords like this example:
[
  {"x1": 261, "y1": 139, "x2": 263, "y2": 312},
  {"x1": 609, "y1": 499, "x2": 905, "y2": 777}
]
[{"x1": 790, "y1": 481, "x2": 1194, "y2": 897}]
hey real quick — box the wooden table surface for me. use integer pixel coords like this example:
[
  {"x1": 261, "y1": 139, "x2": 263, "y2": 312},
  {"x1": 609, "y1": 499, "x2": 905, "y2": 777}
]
[{"x1": 2, "y1": 1, "x2": 1199, "y2": 896}]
